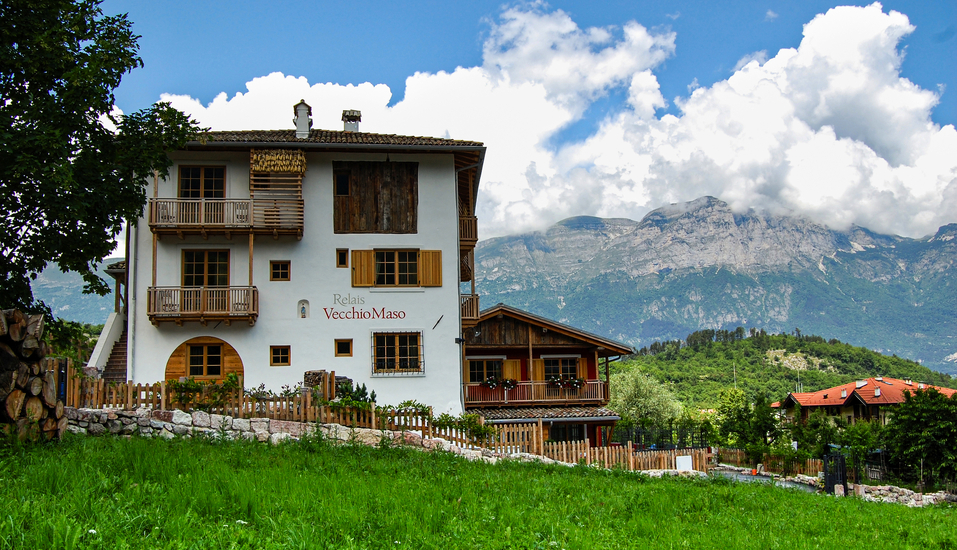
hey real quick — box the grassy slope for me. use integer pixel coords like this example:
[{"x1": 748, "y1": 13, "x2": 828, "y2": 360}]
[
  {"x1": 615, "y1": 334, "x2": 956, "y2": 408},
  {"x1": 1, "y1": 436, "x2": 955, "y2": 549}
]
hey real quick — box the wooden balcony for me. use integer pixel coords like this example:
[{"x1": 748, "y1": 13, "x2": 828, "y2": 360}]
[
  {"x1": 147, "y1": 286, "x2": 259, "y2": 326},
  {"x1": 459, "y1": 216, "x2": 478, "y2": 251},
  {"x1": 461, "y1": 293, "x2": 480, "y2": 328},
  {"x1": 464, "y1": 380, "x2": 608, "y2": 407},
  {"x1": 148, "y1": 198, "x2": 303, "y2": 238}
]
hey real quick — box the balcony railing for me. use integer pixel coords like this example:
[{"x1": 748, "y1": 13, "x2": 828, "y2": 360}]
[
  {"x1": 463, "y1": 380, "x2": 608, "y2": 406},
  {"x1": 459, "y1": 216, "x2": 478, "y2": 250},
  {"x1": 148, "y1": 198, "x2": 303, "y2": 236},
  {"x1": 461, "y1": 293, "x2": 479, "y2": 327},
  {"x1": 147, "y1": 286, "x2": 259, "y2": 326}
]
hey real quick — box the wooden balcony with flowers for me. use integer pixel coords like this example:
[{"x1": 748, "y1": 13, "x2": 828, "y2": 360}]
[
  {"x1": 147, "y1": 286, "x2": 259, "y2": 326},
  {"x1": 464, "y1": 377, "x2": 608, "y2": 407}
]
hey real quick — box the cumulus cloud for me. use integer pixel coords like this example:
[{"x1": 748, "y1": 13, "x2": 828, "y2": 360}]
[
  {"x1": 161, "y1": 3, "x2": 955, "y2": 239},
  {"x1": 765, "y1": 10, "x2": 779, "y2": 21},
  {"x1": 733, "y1": 50, "x2": 768, "y2": 72}
]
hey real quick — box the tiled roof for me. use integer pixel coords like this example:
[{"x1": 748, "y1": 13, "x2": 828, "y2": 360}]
[
  {"x1": 105, "y1": 260, "x2": 126, "y2": 272},
  {"x1": 778, "y1": 377, "x2": 956, "y2": 408},
  {"x1": 200, "y1": 129, "x2": 484, "y2": 148},
  {"x1": 470, "y1": 406, "x2": 621, "y2": 421}
]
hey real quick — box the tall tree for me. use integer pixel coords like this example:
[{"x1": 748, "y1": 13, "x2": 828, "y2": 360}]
[
  {"x1": 609, "y1": 370, "x2": 684, "y2": 427},
  {"x1": 884, "y1": 388, "x2": 957, "y2": 486},
  {"x1": 0, "y1": 0, "x2": 202, "y2": 311}
]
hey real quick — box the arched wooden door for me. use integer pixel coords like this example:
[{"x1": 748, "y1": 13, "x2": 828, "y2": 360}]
[{"x1": 165, "y1": 337, "x2": 244, "y2": 381}]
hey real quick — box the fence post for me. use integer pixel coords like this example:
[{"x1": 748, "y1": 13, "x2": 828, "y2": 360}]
[
  {"x1": 371, "y1": 402, "x2": 377, "y2": 430},
  {"x1": 585, "y1": 438, "x2": 591, "y2": 465},
  {"x1": 537, "y1": 418, "x2": 544, "y2": 455},
  {"x1": 427, "y1": 407, "x2": 433, "y2": 439}
]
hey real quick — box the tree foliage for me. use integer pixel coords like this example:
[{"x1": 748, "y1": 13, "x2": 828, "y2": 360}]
[
  {"x1": 884, "y1": 388, "x2": 957, "y2": 485},
  {"x1": 618, "y1": 327, "x2": 954, "y2": 408},
  {"x1": 0, "y1": 0, "x2": 203, "y2": 311},
  {"x1": 609, "y1": 370, "x2": 683, "y2": 427}
]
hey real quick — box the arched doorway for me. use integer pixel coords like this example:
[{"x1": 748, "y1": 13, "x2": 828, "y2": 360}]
[{"x1": 165, "y1": 336, "x2": 244, "y2": 381}]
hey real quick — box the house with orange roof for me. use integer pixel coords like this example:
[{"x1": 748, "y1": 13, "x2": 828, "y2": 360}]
[{"x1": 775, "y1": 377, "x2": 957, "y2": 425}]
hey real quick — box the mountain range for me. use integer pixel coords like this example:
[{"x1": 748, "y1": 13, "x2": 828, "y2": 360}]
[
  {"x1": 474, "y1": 197, "x2": 957, "y2": 375},
  {"x1": 32, "y1": 196, "x2": 957, "y2": 375}
]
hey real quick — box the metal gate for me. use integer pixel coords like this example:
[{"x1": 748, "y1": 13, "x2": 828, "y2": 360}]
[{"x1": 823, "y1": 454, "x2": 848, "y2": 495}]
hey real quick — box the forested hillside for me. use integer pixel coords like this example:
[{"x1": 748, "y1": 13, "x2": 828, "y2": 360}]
[{"x1": 614, "y1": 328, "x2": 956, "y2": 408}]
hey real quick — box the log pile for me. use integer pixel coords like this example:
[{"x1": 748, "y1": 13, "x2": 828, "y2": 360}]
[{"x1": 0, "y1": 309, "x2": 67, "y2": 440}]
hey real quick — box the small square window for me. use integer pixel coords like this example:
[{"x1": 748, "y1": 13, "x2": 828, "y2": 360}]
[
  {"x1": 335, "y1": 339, "x2": 353, "y2": 357},
  {"x1": 334, "y1": 171, "x2": 350, "y2": 196},
  {"x1": 270, "y1": 346, "x2": 290, "y2": 366},
  {"x1": 336, "y1": 249, "x2": 349, "y2": 268},
  {"x1": 270, "y1": 261, "x2": 290, "y2": 281}
]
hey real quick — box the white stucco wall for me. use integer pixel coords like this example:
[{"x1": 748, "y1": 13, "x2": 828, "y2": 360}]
[{"x1": 129, "y1": 151, "x2": 465, "y2": 413}]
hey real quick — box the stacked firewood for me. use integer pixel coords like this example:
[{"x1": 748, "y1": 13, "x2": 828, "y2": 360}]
[{"x1": 0, "y1": 309, "x2": 67, "y2": 440}]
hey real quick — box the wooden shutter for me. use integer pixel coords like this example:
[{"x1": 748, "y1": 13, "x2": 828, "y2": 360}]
[
  {"x1": 577, "y1": 358, "x2": 587, "y2": 379},
  {"x1": 419, "y1": 250, "x2": 442, "y2": 287},
  {"x1": 503, "y1": 359, "x2": 521, "y2": 380},
  {"x1": 351, "y1": 250, "x2": 375, "y2": 287},
  {"x1": 531, "y1": 359, "x2": 545, "y2": 381}
]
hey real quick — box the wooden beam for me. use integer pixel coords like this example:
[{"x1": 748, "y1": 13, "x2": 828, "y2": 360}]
[
  {"x1": 151, "y1": 232, "x2": 157, "y2": 288},
  {"x1": 248, "y1": 233, "x2": 254, "y2": 286}
]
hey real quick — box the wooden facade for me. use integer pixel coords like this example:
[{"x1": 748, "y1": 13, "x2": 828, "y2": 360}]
[
  {"x1": 462, "y1": 304, "x2": 632, "y2": 409},
  {"x1": 164, "y1": 336, "x2": 245, "y2": 381},
  {"x1": 333, "y1": 161, "x2": 418, "y2": 234}
]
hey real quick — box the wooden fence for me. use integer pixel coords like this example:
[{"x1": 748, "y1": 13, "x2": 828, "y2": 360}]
[
  {"x1": 543, "y1": 440, "x2": 713, "y2": 472},
  {"x1": 63, "y1": 370, "x2": 715, "y2": 471},
  {"x1": 717, "y1": 447, "x2": 823, "y2": 476}
]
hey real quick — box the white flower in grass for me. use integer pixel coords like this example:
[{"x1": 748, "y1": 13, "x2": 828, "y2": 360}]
[
  {"x1": 88, "y1": 529, "x2": 97, "y2": 535},
  {"x1": 235, "y1": 520, "x2": 248, "y2": 525}
]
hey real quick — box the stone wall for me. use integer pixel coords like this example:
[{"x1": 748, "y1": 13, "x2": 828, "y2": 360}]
[{"x1": 64, "y1": 406, "x2": 555, "y2": 466}]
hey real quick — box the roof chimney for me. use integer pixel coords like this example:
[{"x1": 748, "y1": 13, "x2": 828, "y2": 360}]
[
  {"x1": 293, "y1": 100, "x2": 312, "y2": 138},
  {"x1": 875, "y1": 387, "x2": 881, "y2": 397},
  {"x1": 342, "y1": 109, "x2": 361, "y2": 132},
  {"x1": 841, "y1": 389, "x2": 847, "y2": 398},
  {"x1": 856, "y1": 380, "x2": 866, "y2": 388}
]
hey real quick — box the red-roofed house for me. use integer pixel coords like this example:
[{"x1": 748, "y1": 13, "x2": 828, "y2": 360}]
[{"x1": 776, "y1": 377, "x2": 957, "y2": 425}]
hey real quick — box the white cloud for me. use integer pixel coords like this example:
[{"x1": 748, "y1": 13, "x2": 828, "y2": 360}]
[
  {"x1": 765, "y1": 10, "x2": 779, "y2": 21},
  {"x1": 161, "y1": 3, "x2": 955, "y2": 239},
  {"x1": 733, "y1": 50, "x2": 768, "y2": 72}
]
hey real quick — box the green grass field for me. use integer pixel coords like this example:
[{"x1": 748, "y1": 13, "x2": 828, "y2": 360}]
[{"x1": 1, "y1": 435, "x2": 954, "y2": 549}]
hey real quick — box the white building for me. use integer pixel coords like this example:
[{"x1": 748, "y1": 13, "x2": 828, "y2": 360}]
[{"x1": 94, "y1": 102, "x2": 484, "y2": 413}]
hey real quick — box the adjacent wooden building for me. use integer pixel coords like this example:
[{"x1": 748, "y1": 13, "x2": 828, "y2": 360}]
[{"x1": 462, "y1": 304, "x2": 633, "y2": 444}]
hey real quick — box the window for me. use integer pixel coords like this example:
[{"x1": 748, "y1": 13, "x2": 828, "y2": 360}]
[
  {"x1": 544, "y1": 358, "x2": 578, "y2": 380},
  {"x1": 270, "y1": 261, "x2": 290, "y2": 281},
  {"x1": 188, "y1": 344, "x2": 222, "y2": 377},
  {"x1": 549, "y1": 423, "x2": 584, "y2": 443},
  {"x1": 468, "y1": 359, "x2": 503, "y2": 383},
  {"x1": 351, "y1": 249, "x2": 441, "y2": 287},
  {"x1": 335, "y1": 339, "x2": 353, "y2": 357},
  {"x1": 179, "y1": 166, "x2": 225, "y2": 198},
  {"x1": 183, "y1": 250, "x2": 229, "y2": 286},
  {"x1": 270, "y1": 346, "x2": 290, "y2": 366},
  {"x1": 333, "y1": 161, "x2": 418, "y2": 234},
  {"x1": 376, "y1": 250, "x2": 418, "y2": 286},
  {"x1": 336, "y1": 249, "x2": 349, "y2": 268},
  {"x1": 334, "y1": 170, "x2": 350, "y2": 196},
  {"x1": 373, "y1": 332, "x2": 423, "y2": 374}
]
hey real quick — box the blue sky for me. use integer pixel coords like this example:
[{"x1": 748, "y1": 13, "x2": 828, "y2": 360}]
[{"x1": 103, "y1": 1, "x2": 957, "y2": 238}]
